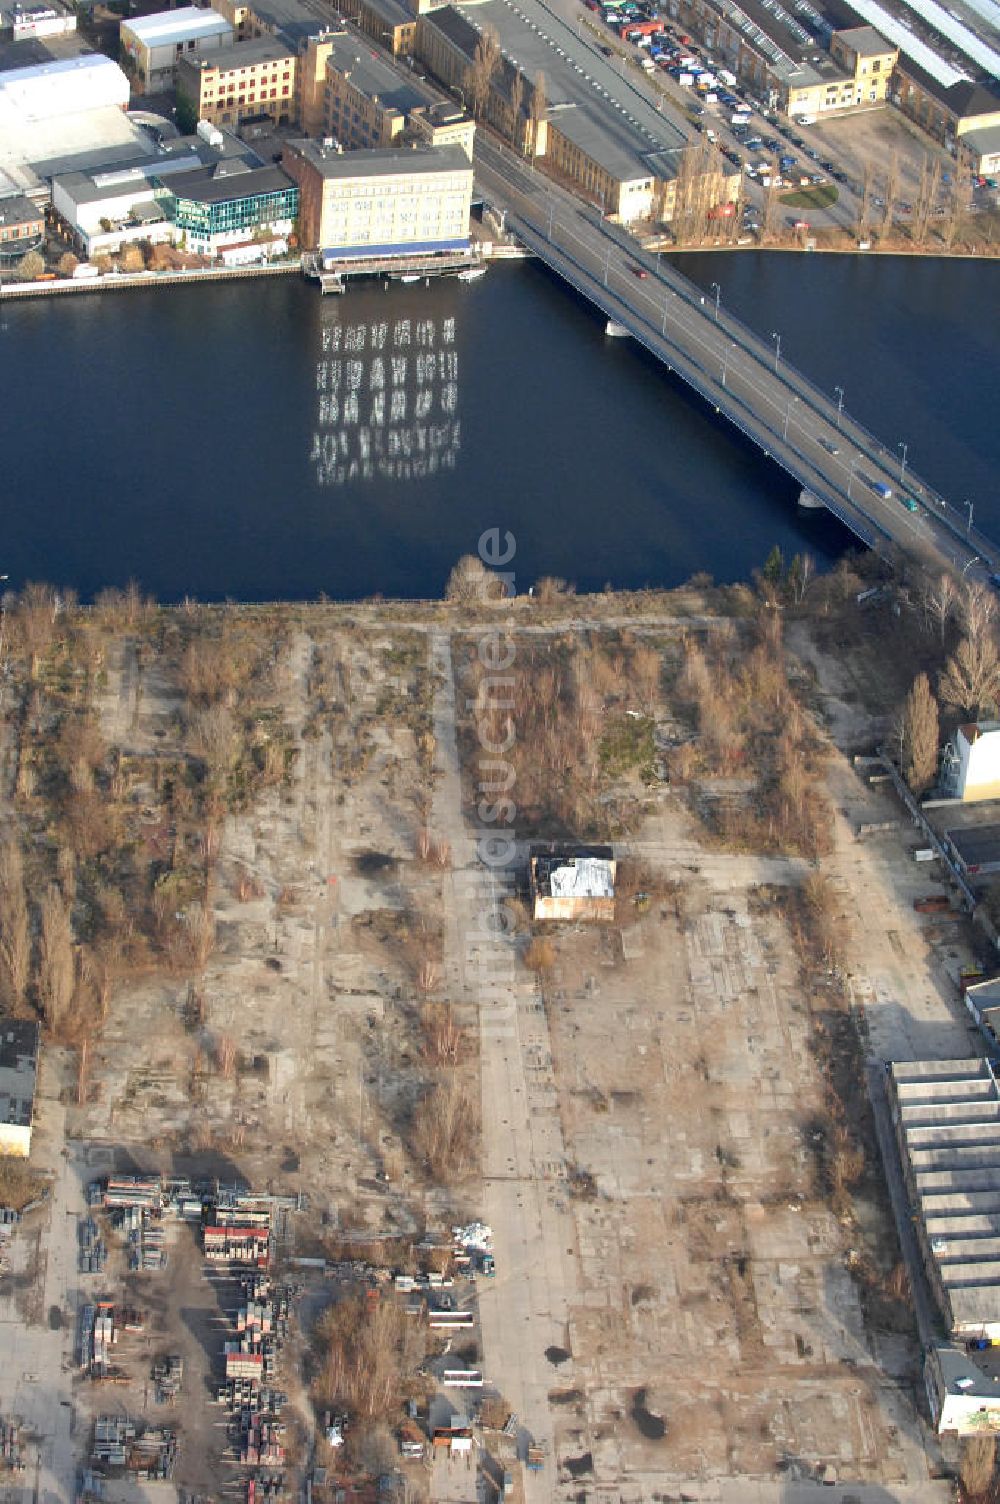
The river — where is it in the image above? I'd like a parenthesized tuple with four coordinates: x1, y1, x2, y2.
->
(2, 252, 996, 601)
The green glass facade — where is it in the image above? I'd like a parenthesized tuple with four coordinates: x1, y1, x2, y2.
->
(163, 183, 299, 236)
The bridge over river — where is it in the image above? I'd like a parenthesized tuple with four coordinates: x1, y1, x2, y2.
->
(475, 136, 994, 584)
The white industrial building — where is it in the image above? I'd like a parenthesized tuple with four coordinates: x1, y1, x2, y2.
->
(0, 51, 139, 198)
(943, 721, 1000, 802)
(52, 160, 181, 256)
(529, 848, 617, 922)
(51, 129, 255, 255)
(889, 1058, 1000, 1342)
(0, 51, 129, 119)
(0, 1019, 39, 1159)
(120, 7, 233, 91)
(924, 1344, 1000, 1434)
(4, 1, 76, 40)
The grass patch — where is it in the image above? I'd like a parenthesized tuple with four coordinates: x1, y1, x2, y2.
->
(780, 184, 839, 210)
(599, 714, 655, 778)
(0, 1159, 47, 1212)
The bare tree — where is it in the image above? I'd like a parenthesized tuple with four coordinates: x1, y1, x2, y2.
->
(37, 884, 75, 1034)
(445, 553, 504, 603)
(883, 149, 900, 229)
(941, 143, 974, 250)
(939, 635, 1000, 719)
(187, 704, 238, 784)
(801, 871, 847, 967)
(13, 582, 59, 679)
(787, 553, 814, 605)
(421, 1001, 464, 1065)
(961, 581, 997, 645)
(900, 672, 940, 794)
(509, 68, 524, 148)
(0, 840, 30, 1011)
(411, 1077, 476, 1176)
(913, 155, 941, 245)
(529, 70, 547, 156)
(857, 157, 876, 240)
(923, 572, 956, 643)
(958, 1434, 996, 1498)
(762, 158, 782, 241)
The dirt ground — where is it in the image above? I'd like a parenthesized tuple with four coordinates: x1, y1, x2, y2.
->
(0, 588, 985, 1504)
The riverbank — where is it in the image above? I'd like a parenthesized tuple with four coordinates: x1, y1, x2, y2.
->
(0, 259, 302, 299)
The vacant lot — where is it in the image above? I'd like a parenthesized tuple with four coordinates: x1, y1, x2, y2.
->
(0, 579, 978, 1501)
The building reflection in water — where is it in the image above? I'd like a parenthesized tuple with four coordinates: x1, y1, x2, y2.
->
(310, 306, 460, 487)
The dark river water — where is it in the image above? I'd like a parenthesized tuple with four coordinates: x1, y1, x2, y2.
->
(2, 252, 997, 602)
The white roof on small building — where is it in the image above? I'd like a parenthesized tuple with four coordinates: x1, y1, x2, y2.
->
(548, 858, 615, 900)
(122, 6, 232, 45)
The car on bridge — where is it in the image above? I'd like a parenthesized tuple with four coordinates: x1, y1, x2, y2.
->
(900, 496, 918, 513)
(818, 437, 839, 454)
(632, 265, 649, 277)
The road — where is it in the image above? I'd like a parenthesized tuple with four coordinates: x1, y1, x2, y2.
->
(429, 632, 578, 1502)
(475, 135, 995, 583)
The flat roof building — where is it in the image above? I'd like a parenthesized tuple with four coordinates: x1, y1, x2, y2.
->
(961, 122, 1000, 173)
(889, 1059, 1000, 1341)
(338, 0, 417, 56)
(210, 0, 328, 50)
(942, 721, 1000, 803)
(945, 823, 1000, 879)
(0, 190, 44, 258)
(416, 0, 737, 223)
(283, 138, 472, 260)
(0, 49, 142, 196)
(176, 36, 296, 131)
(0, 50, 128, 117)
(0, 1018, 39, 1158)
(159, 159, 297, 255)
(4, 0, 76, 41)
(321, 29, 439, 149)
(529, 847, 617, 922)
(924, 1344, 1000, 1434)
(121, 6, 234, 92)
(673, 0, 896, 116)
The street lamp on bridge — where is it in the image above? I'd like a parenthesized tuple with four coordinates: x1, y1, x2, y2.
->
(783, 394, 798, 442)
(847, 456, 860, 502)
(710, 281, 721, 321)
(898, 441, 908, 485)
(834, 385, 844, 429)
(771, 330, 781, 372)
(966, 499, 975, 538)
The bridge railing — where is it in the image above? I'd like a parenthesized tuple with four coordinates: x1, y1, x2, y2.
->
(486, 142, 996, 572)
(515, 214, 892, 552)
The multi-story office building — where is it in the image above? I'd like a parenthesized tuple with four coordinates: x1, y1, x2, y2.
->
(176, 37, 296, 129)
(320, 30, 438, 148)
(120, 6, 234, 91)
(0, 193, 44, 262)
(416, 0, 738, 225)
(672, 0, 896, 118)
(159, 161, 298, 256)
(337, 0, 417, 57)
(283, 138, 472, 258)
(406, 101, 475, 159)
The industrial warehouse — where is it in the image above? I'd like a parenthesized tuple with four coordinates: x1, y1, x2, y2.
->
(889, 1059, 1000, 1343)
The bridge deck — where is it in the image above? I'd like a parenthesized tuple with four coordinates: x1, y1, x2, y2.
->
(474, 138, 993, 584)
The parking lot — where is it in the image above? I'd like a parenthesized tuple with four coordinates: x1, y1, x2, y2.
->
(563, 0, 985, 242)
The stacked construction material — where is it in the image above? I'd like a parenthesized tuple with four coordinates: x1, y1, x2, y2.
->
(152, 1355, 183, 1404)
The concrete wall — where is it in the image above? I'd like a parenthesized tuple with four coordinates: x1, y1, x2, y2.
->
(0, 1123, 31, 1158)
(532, 895, 616, 923)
